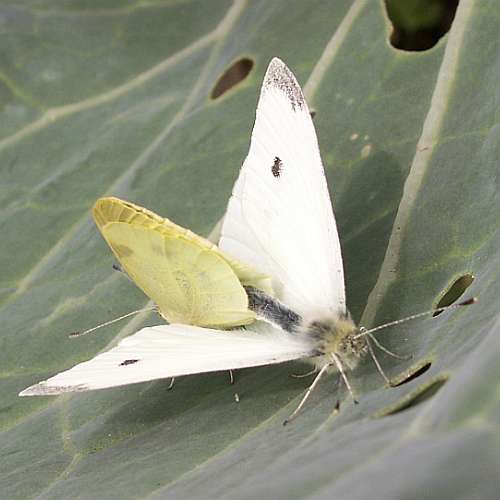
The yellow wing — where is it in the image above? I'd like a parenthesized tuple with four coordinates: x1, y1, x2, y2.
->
(93, 197, 272, 328)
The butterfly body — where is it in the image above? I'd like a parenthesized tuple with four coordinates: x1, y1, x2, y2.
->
(245, 286, 364, 373)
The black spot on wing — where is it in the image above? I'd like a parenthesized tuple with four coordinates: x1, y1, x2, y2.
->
(264, 58, 305, 111)
(272, 157, 283, 178)
(119, 359, 139, 366)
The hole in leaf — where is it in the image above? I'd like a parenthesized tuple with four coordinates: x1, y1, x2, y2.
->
(381, 377, 448, 416)
(392, 362, 432, 387)
(385, 0, 459, 51)
(433, 274, 474, 317)
(211, 58, 254, 99)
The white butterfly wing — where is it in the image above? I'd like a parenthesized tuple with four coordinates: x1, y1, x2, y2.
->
(19, 323, 313, 395)
(220, 58, 346, 319)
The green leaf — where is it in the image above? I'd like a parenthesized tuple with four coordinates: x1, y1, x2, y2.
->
(1, 1, 499, 499)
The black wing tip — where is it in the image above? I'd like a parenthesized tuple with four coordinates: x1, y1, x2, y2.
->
(267, 57, 286, 73)
(263, 57, 306, 111)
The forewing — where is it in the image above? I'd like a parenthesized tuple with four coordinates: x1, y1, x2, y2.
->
(220, 58, 346, 318)
(19, 323, 314, 395)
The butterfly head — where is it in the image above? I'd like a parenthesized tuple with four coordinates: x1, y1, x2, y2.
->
(305, 313, 367, 370)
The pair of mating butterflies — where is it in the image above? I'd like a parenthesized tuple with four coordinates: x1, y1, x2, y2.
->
(19, 59, 395, 408)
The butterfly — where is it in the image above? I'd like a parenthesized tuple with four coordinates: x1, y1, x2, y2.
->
(20, 58, 471, 422)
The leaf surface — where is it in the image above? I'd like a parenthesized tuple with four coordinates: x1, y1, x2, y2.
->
(1, 1, 499, 499)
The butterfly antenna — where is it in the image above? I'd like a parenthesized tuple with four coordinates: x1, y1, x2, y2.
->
(289, 367, 317, 379)
(69, 306, 157, 338)
(354, 297, 477, 339)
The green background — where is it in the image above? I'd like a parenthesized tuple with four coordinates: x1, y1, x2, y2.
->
(1, 1, 499, 498)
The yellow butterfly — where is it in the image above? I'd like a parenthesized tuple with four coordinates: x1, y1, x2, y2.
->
(92, 197, 273, 328)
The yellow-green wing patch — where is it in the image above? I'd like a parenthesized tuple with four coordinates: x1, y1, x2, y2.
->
(93, 197, 270, 327)
(94, 197, 272, 293)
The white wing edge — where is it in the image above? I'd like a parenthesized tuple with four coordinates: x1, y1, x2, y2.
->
(19, 323, 314, 396)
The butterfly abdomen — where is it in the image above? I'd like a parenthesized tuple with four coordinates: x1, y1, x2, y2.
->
(244, 286, 302, 333)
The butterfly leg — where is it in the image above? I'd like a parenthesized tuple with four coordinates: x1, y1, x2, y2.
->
(229, 370, 235, 385)
(283, 362, 330, 425)
(289, 367, 317, 379)
(364, 336, 397, 387)
(167, 378, 175, 391)
(333, 374, 343, 413)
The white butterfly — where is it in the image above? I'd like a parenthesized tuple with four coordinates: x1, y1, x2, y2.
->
(18, 59, 389, 419)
